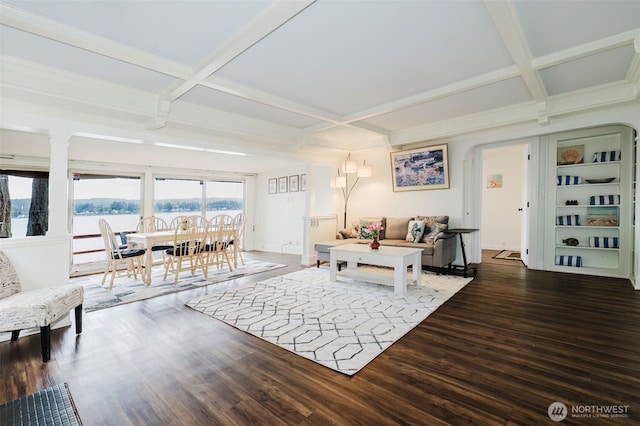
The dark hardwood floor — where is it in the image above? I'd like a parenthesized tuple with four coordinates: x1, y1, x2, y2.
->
(1, 251, 638, 425)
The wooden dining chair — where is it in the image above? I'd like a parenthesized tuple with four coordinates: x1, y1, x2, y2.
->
(137, 216, 169, 233)
(188, 215, 208, 233)
(231, 213, 246, 267)
(203, 215, 234, 272)
(136, 216, 172, 267)
(169, 215, 190, 230)
(163, 222, 207, 284)
(98, 219, 147, 290)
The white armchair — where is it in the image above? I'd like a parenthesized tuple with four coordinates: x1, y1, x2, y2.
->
(0, 250, 84, 362)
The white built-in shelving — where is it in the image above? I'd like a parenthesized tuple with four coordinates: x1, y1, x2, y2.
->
(545, 126, 633, 278)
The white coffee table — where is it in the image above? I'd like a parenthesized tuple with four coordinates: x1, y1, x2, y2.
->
(329, 243, 423, 296)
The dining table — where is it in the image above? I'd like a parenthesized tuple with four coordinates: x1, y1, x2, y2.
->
(127, 230, 175, 285)
(127, 228, 238, 285)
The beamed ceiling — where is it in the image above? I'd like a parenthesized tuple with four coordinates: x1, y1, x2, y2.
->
(1, 0, 639, 172)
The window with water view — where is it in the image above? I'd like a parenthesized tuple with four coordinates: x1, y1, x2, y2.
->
(72, 175, 243, 264)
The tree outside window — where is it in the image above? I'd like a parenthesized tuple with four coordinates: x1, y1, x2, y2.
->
(0, 171, 49, 238)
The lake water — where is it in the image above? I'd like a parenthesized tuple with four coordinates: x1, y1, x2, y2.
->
(9, 210, 242, 263)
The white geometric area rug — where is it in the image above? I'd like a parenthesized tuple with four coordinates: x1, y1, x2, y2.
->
(186, 267, 473, 375)
(74, 260, 286, 312)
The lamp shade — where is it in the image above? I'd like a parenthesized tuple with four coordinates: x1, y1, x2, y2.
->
(357, 163, 373, 177)
(330, 176, 347, 188)
(342, 159, 358, 174)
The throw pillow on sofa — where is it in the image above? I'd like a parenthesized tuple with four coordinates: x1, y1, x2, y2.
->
(385, 217, 413, 240)
(338, 225, 359, 239)
(421, 222, 448, 243)
(406, 220, 426, 243)
(358, 217, 386, 239)
(417, 215, 449, 227)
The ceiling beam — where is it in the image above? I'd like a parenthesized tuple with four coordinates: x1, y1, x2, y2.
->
(341, 66, 521, 124)
(532, 28, 640, 70)
(627, 55, 640, 85)
(0, 4, 191, 79)
(161, 1, 316, 103)
(297, 66, 522, 138)
(389, 80, 638, 146)
(201, 75, 342, 124)
(483, 0, 547, 101)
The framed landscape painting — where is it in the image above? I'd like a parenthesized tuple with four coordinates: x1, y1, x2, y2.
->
(390, 144, 449, 191)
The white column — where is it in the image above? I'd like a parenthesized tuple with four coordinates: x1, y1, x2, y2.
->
(143, 170, 154, 217)
(47, 132, 71, 237)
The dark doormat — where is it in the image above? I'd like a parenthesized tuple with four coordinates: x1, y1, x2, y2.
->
(0, 383, 82, 426)
(493, 250, 522, 260)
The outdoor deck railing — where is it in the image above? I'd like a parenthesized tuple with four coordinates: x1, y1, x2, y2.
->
(72, 230, 134, 256)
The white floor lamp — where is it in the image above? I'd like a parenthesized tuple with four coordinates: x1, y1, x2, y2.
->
(331, 154, 373, 229)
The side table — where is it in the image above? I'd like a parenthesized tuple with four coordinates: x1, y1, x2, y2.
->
(446, 228, 479, 277)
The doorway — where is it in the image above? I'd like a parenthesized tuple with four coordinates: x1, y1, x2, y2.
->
(475, 141, 532, 267)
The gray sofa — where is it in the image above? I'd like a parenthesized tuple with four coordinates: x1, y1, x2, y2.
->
(314, 215, 457, 273)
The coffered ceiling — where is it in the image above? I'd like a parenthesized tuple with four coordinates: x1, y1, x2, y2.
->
(1, 0, 639, 171)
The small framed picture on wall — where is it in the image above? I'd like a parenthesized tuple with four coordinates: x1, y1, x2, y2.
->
(268, 178, 277, 194)
(289, 175, 299, 192)
(486, 174, 503, 188)
(300, 174, 307, 191)
(278, 176, 288, 193)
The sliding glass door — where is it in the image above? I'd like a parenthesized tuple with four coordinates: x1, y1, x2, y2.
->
(70, 175, 244, 266)
(154, 178, 243, 222)
(204, 180, 243, 221)
(72, 174, 141, 264)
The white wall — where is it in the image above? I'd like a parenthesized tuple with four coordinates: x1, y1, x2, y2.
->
(255, 166, 307, 255)
(344, 145, 466, 228)
(480, 144, 527, 251)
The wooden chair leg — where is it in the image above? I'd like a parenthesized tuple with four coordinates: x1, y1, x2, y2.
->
(40, 325, 51, 362)
(108, 266, 117, 290)
(163, 257, 169, 280)
(223, 251, 233, 272)
(127, 258, 137, 279)
(174, 259, 182, 284)
(75, 304, 83, 334)
(11, 330, 20, 341)
(101, 262, 110, 286)
(199, 255, 208, 278)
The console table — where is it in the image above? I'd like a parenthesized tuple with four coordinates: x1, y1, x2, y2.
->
(447, 228, 479, 277)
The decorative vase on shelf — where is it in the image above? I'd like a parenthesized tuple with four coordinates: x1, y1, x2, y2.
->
(370, 236, 380, 250)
